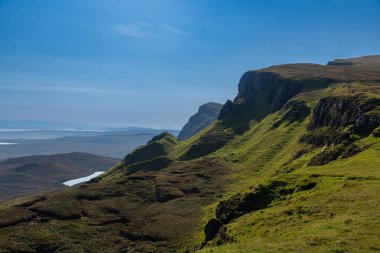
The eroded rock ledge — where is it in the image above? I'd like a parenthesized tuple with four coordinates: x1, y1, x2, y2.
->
(308, 96, 380, 134)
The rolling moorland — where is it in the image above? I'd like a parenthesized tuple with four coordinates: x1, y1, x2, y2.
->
(0, 152, 119, 202)
(0, 55, 379, 252)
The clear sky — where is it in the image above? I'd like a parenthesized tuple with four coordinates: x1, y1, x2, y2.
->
(1, 0, 379, 129)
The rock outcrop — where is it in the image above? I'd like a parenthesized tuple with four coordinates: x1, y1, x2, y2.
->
(219, 56, 380, 122)
(272, 100, 311, 128)
(308, 96, 380, 135)
(216, 186, 276, 224)
(236, 70, 311, 111)
(178, 102, 223, 140)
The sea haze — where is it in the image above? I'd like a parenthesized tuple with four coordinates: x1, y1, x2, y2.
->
(0, 128, 179, 160)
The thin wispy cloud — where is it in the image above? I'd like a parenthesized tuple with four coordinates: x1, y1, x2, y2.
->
(159, 22, 188, 35)
(112, 21, 188, 38)
(112, 22, 154, 38)
(0, 84, 151, 97)
(0, 85, 108, 93)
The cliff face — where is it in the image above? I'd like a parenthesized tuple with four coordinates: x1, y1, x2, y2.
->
(220, 56, 380, 121)
(308, 96, 380, 134)
(238, 71, 298, 111)
(236, 70, 329, 111)
(178, 102, 223, 140)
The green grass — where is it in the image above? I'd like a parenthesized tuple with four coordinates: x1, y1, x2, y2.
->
(183, 83, 380, 252)
(0, 59, 379, 253)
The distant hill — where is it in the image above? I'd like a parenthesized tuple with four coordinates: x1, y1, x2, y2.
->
(0, 128, 179, 140)
(0, 132, 165, 160)
(0, 152, 119, 202)
(178, 102, 223, 140)
(0, 119, 81, 130)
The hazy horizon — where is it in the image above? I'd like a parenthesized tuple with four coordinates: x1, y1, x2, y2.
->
(0, 118, 181, 130)
(1, 0, 380, 129)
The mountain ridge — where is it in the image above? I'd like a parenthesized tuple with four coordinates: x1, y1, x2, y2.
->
(0, 55, 379, 252)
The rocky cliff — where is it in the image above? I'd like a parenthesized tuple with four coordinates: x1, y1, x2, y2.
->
(178, 102, 223, 140)
(308, 95, 380, 134)
(221, 56, 380, 119)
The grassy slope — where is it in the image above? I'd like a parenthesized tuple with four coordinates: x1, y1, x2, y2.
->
(195, 84, 380, 252)
(0, 56, 379, 253)
(198, 147, 380, 252)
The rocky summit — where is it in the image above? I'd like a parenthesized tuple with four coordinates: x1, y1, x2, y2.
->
(0, 55, 379, 253)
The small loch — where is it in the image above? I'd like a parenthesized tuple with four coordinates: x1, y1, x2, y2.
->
(63, 171, 105, 186)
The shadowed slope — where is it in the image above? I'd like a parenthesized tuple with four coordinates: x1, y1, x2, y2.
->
(178, 102, 223, 140)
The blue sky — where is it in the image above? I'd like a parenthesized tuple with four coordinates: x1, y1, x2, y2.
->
(1, 0, 379, 129)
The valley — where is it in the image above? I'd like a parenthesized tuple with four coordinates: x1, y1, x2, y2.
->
(0, 152, 119, 202)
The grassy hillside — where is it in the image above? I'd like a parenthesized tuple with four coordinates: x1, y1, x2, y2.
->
(0, 56, 379, 253)
(196, 83, 380, 252)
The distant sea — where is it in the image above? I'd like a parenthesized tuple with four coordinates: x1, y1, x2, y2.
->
(0, 128, 109, 132)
